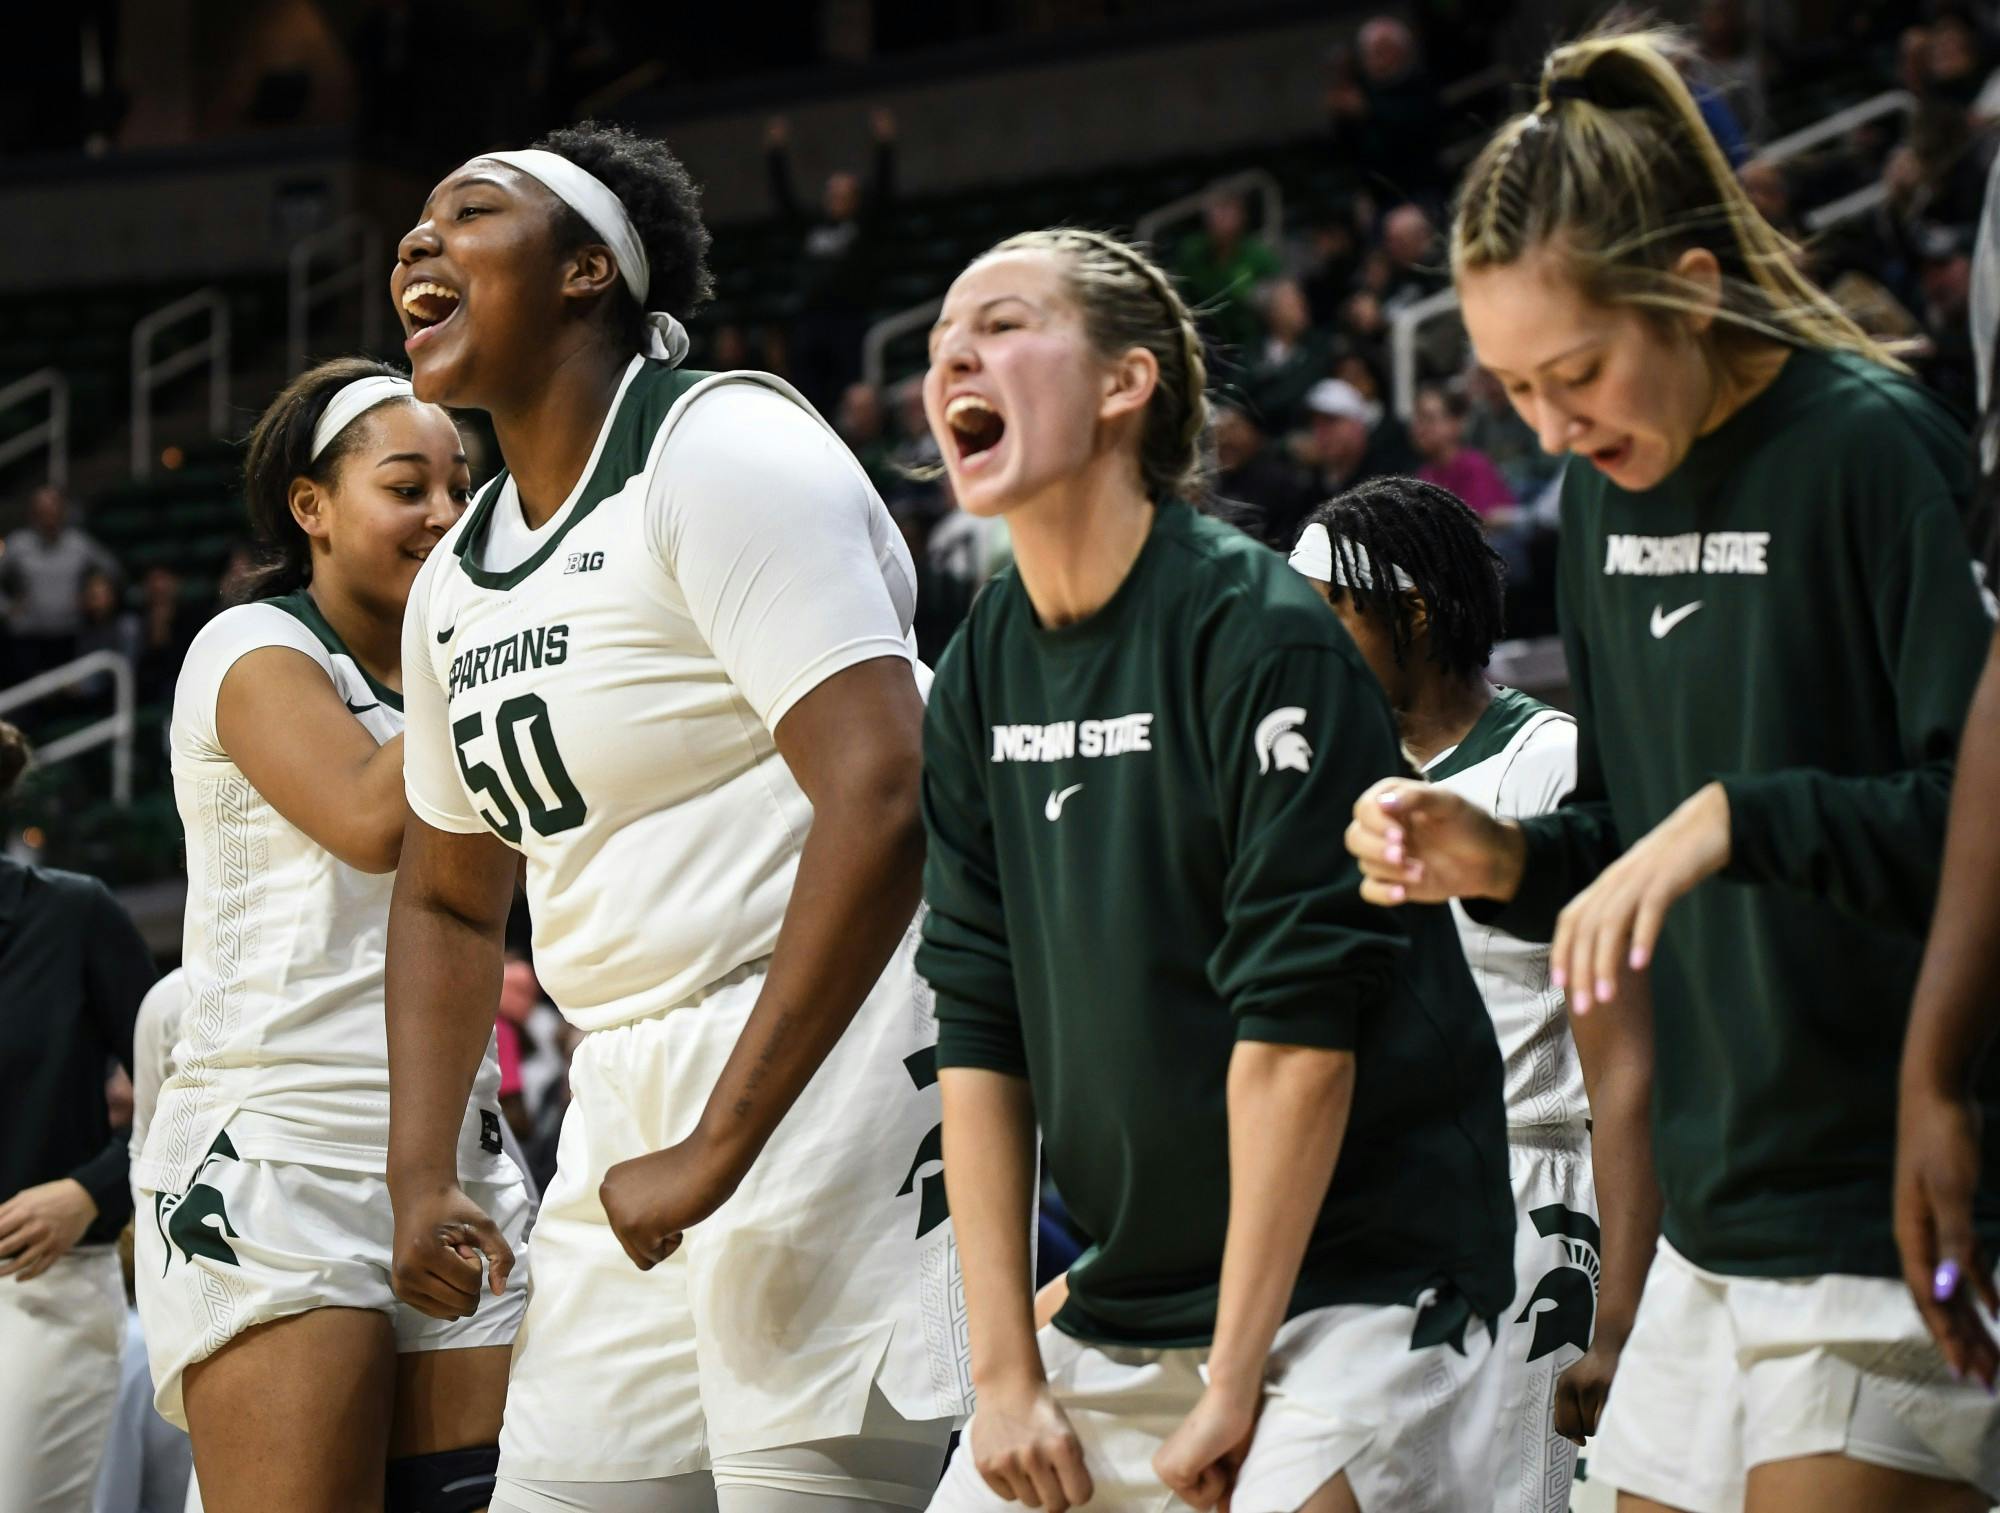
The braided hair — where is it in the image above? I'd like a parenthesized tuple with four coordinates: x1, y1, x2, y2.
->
(983, 227, 1211, 502)
(1300, 476, 1505, 679)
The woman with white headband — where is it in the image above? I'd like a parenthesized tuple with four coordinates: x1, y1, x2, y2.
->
(382, 124, 966, 1513)
(133, 356, 533, 1513)
(1288, 477, 1658, 1513)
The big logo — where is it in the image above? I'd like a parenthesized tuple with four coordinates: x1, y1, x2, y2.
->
(1516, 1203, 1600, 1361)
(154, 1130, 243, 1273)
(897, 1047, 950, 1239)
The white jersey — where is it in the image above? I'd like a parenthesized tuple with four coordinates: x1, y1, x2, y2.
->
(129, 967, 188, 1163)
(135, 596, 504, 1194)
(1424, 688, 1586, 1131)
(403, 359, 919, 1031)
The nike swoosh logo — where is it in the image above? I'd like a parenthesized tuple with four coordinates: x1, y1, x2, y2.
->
(435, 624, 457, 644)
(1044, 783, 1084, 821)
(1650, 601, 1704, 639)
(345, 698, 379, 716)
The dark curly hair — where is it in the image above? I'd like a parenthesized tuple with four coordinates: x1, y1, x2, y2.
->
(530, 121, 715, 351)
(1298, 475, 1506, 680)
(236, 356, 412, 602)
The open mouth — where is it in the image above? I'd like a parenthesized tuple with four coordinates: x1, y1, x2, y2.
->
(1586, 437, 1633, 474)
(401, 279, 463, 348)
(945, 394, 1006, 470)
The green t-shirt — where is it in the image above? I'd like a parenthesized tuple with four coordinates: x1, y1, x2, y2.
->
(917, 499, 1514, 1347)
(1484, 348, 2000, 1278)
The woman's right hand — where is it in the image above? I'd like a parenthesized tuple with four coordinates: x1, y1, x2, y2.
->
(1344, 777, 1525, 907)
(969, 1379, 1094, 1513)
(389, 1180, 513, 1321)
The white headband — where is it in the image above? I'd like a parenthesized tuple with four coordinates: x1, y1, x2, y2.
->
(480, 148, 690, 368)
(1288, 522, 1418, 592)
(310, 375, 415, 462)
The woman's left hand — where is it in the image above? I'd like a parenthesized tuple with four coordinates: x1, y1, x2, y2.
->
(1554, 782, 1732, 1013)
(0, 1178, 99, 1282)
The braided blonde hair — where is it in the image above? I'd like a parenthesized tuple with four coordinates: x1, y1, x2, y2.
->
(1452, 25, 1904, 370)
(983, 227, 1212, 502)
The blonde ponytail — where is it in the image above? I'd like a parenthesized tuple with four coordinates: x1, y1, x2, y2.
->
(1452, 24, 1906, 371)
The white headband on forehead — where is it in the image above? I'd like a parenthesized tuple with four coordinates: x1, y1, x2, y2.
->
(1288, 522, 1418, 592)
(480, 148, 690, 368)
(310, 375, 415, 462)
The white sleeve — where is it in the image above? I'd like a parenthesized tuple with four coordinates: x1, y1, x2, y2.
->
(129, 969, 188, 1162)
(1493, 713, 1578, 822)
(401, 554, 489, 836)
(647, 382, 916, 733)
(169, 604, 335, 777)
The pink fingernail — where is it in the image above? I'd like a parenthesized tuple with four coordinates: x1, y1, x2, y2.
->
(1385, 844, 1403, 865)
(1597, 979, 1614, 1003)
(1388, 885, 1406, 904)
(1551, 967, 1567, 990)
(1629, 946, 1649, 970)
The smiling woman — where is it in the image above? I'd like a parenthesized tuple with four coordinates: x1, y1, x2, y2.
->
(1342, 23, 2000, 1513)
(378, 120, 970, 1513)
(914, 228, 1516, 1513)
(129, 357, 535, 1513)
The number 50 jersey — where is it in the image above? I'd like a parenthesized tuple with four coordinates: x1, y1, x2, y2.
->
(403, 359, 920, 1031)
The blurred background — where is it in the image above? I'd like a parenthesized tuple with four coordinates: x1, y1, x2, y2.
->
(0, 0, 1975, 957)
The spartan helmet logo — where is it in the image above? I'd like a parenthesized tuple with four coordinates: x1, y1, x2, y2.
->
(1516, 1203, 1601, 1362)
(1254, 707, 1313, 774)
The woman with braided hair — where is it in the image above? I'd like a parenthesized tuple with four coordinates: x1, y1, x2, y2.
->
(1344, 25, 2000, 1513)
(915, 227, 1515, 1513)
(1290, 476, 1659, 1513)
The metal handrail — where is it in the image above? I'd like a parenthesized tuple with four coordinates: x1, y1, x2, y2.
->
(1134, 167, 1284, 251)
(858, 168, 1288, 392)
(861, 298, 943, 394)
(132, 287, 230, 478)
(1750, 89, 1914, 170)
(289, 216, 384, 374)
(0, 650, 134, 804)
(1389, 284, 1465, 422)
(0, 368, 69, 487)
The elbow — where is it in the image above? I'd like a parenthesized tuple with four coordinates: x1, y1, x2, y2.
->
(339, 817, 406, 875)
(825, 741, 926, 860)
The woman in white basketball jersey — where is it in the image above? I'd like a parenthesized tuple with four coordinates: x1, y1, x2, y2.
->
(1288, 476, 1660, 1513)
(382, 123, 966, 1513)
(133, 358, 532, 1513)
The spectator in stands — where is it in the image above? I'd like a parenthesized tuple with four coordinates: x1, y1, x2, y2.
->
(1333, 351, 1419, 476)
(1698, 0, 1769, 143)
(1740, 157, 1802, 243)
(133, 567, 200, 712)
(1918, 222, 1981, 414)
(1241, 278, 1333, 436)
(1, 486, 120, 686)
(766, 105, 898, 410)
(1380, 203, 1448, 320)
(835, 381, 898, 497)
(71, 569, 140, 712)
(1172, 190, 1282, 361)
(1462, 364, 1564, 504)
(1412, 381, 1515, 520)
(1327, 16, 1447, 199)
(1293, 210, 1365, 327)
(1300, 377, 1386, 496)
(1212, 402, 1318, 551)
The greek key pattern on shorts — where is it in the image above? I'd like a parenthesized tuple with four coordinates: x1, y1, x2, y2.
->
(919, 1232, 975, 1417)
(1412, 1344, 1453, 1506)
(155, 777, 268, 1184)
